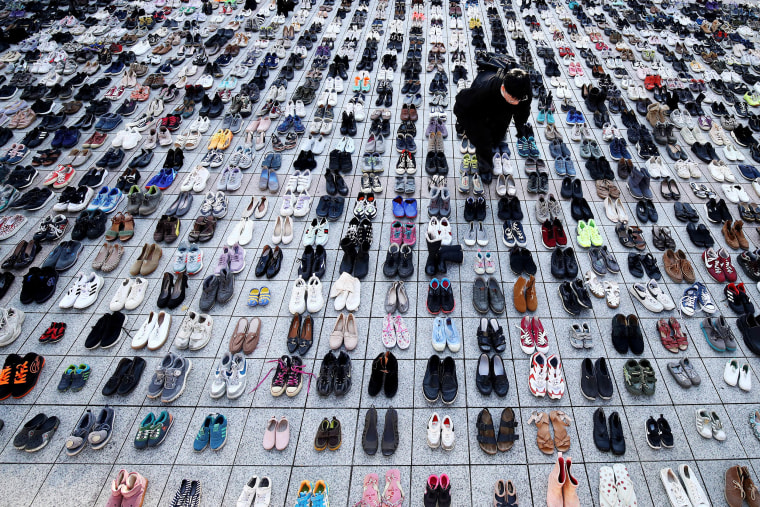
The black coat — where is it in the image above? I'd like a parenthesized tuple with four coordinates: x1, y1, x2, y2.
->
(453, 73, 531, 153)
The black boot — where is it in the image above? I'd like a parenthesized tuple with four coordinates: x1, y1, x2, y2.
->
(425, 235, 441, 276)
(353, 240, 370, 279)
(438, 245, 463, 273)
(339, 237, 356, 274)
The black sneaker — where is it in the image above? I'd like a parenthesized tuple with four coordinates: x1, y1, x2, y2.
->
(426, 279, 442, 314)
(0, 353, 21, 400)
(85, 313, 112, 349)
(100, 311, 126, 348)
(705, 198, 722, 223)
(88, 209, 108, 239)
(11, 352, 45, 399)
(7, 166, 38, 189)
(558, 281, 582, 315)
(11, 187, 54, 211)
(35, 266, 59, 304)
(71, 211, 91, 241)
(24, 415, 59, 452)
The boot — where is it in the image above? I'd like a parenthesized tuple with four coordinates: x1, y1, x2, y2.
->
(513, 276, 527, 313)
(439, 245, 463, 265)
(646, 103, 660, 127)
(526, 275, 538, 311)
(563, 456, 580, 507)
(546, 452, 566, 507)
(353, 240, 370, 279)
(339, 237, 356, 274)
(426, 233, 441, 276)
(665, 91, 679, 112)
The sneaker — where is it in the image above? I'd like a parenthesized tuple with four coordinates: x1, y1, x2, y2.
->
(161, 354, 191, 403)
(210, 352, 232, 399)
(545, 355, 565, 399)
(226, 353, 247, 399)
(209, 413, 228, 450)
(193, 413, 214, 451)
(529, 352, 547, 397)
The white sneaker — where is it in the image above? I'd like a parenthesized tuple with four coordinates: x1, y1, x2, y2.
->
(306, 274, 324, 313)
(132, 311, 157, 349)
(109, 278, 133, 311)
(427, 412, 441, 448)
(529, 352, 547, 397)
(124, 277, 148, 310)
(739, 363, 752, 392)
(0, 307, 24, 346)
(189, 313, 213, 350)
(210, 352, 231, 399)
(646, 279, 675, 310)
(148, 311, 171, 350)
(73, 272, 104, 309)
(226, 353, 247, 399)
(612, 464, 637, 507)
(289, 277, 307, 314)
(629, 282, 664, 312)
(440, 414, 455, 450)
(176, 311, 199, 349)
(546, 354, 565, 399)
(677, 464, 709, 507)
(59, 271, 86, 309)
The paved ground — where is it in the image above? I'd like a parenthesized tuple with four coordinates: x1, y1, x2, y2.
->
(1, 0, 759, 506)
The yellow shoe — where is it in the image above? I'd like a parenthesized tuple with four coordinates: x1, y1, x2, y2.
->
(576, 220, 591, 248)
(745, 92, 760, 107)
(207, 130, 221, 150)
(587, 219, 603, 246)
(218, 129, 233, 150)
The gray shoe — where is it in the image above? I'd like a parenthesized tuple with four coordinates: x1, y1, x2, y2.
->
(472, 277, 489, 314)
(394, 176, 405, 194)
(147, 353, 176, 399)
(138, 185, 162, 216)
(87, 405, 115, 449)
(161, 355, 192, 403)
(668, 361, 692, 387)
(217, 167, 231, 190)
(527, 172, 539, 193)
(126, 185, 143, 215)
(535, 195, 550, 222)
(227, 167, 242, 191)
(428, 187, 440, 216)
(199, 275, 219, 311)
(405, 176, 415, 195)
(701, 317, 726, 351)
(487, 277, 505, 314)
(55, 240, 84, 271)
(439, 187, 451, 217)
(166, 191, 193, 216)
(230, 114, 243, 133)
(680, 357, 701, 385)
(217, 267, 234, 304)
(538, 172, 549, 194)
(588, 247, 607, 275)
(569, 324, 585, 349)
(714, 315, 737, 350)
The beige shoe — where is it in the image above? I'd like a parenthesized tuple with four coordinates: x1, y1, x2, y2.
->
(92, 242, 111, 270)
(129, 243, 149, 276)
(329, 313, 345, 349)
(102, 244, 124, 272)
(344, 313, 358, 350)
(547, 452, 566, 507)
(563, 456, 580, 507)
(139, 244, 162, 276)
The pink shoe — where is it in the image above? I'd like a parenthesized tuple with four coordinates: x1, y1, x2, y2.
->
(547, 453, 566, 507)
(390, 221, 403, 245)
(262, 416, 277, 450)
(394, 315, 411, 349)
(356, 473, 380, 507)
(531, 317, 549, 354)
(563, 456, 580, 507)
(382, 469, 405, 507)
(403, 222, 416, 246)
(382, 313, 396, 348)
(120, 472, 148, 507)
(105, 469, 127, 507)
(275, 416, 290, 450)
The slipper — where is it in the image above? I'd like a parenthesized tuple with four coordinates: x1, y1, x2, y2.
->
(247, 288, 259, 306)
(259, 287, 270, 306)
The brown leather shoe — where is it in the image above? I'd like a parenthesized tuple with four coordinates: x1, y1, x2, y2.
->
(243, 317, 261, 355)
(663, 249, 682, 282)
(229, 317, 248, 354)
(734, 221, 750, 250)
(726, 466, 745, 507)
(526, 275, 538, 312)
(129, 243, 149, 276)
(513, 276, 527, 313)
(743, 466, 760, 507)
(723, 220, 740, 249)
(299, 315, 313, 355)
(676, 250, 696, 283)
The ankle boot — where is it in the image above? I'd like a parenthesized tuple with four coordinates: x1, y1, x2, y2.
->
(353, 240, 370, 279)
(513, 276, 527, 313)
(646, 103, 660, 127)
(546, 452, 566, 507)
(426, 234, 441, 276)
(562, 456, 580, 507)
(526, 274, 538, 311)
(339, 237, 356, 274)
(439, 245, 463, 265)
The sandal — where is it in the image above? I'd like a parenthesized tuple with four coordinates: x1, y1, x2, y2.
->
(549, 410, 572, 452)
(497, 407, 520, 452)
(476, 408, 498, 455)
(657, 318, 679, 353)
(668, 317, 688, 350)
(527, 410, 554, 455)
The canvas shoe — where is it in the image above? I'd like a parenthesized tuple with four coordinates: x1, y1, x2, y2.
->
(519, 316, 535, 354)
(132, 312, 157, 349)
(176, 311, 199, 349)
(148, 311, 171, 350)
(695, 282, 717, 313)
(0, 307, 24, 347)
(529, 352, 547, 397)
(125, 277, 148, 310)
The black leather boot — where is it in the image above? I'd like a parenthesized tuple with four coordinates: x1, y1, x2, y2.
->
(339, 237, 356, 274)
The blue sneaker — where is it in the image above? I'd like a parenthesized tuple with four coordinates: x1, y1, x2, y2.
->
(517, 136, 530, 157)
(432, 316, 446, 351)
(565, 157, 576, 176)
(186, 244, 203, 275)
(695, 282, 717, 313)
(99, 187, 123, 213)
(681, 285, 699, 316)
(295, 481, 312, 507)
(527, 136, 540, 157)
(502, 221, 516, 247)
(293, 116, 305, 134)
(546, 110, 555, 125)
(173, 243, 189, 273)
(193, 414, 214, 451)
(276, 115, 293, 134)
(609, 138, 622, 160)
(156, 168, 176, 190)
(87, 186, 110, 211)
(209, 413, 227, 450)
(311, 480, 329, 507)
(739, 164, 760, 180)
(512, 221, 527, 245)
(445, 316, 461, 352)
(145, 172, 163, 188)
(555, 157, 566, 176)
(537, 108, 546, 123)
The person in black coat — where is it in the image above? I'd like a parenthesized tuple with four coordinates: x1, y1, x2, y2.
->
(454, 68, 532, 183)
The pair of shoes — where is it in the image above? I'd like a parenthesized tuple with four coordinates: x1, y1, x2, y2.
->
(476, 407, 519, 454)
(529, 353, 565, 399)
(558, 279, 592, 315)
(361, 406, 398, 456)
(476, 354, 509, 396)
(424, 475, 452, 507)
(473, 276, 505, 313)
(0, 353, 45, 400)
(236, 477, 272, 507)
(65, 405, 116, 456)
(19, 266, 60, 304)
(381, 313, 411, 349)
(269, 355, 305, 397)
(295, 481, 329, 507)
(599, 465, 637, 507)
(59, 271, 104, 310)
(368, 352, 398, 398)
(57, 363, 89, 392)
(624, 359, 657, 395)
(314, 416, 342, 451)
(593, 408, 625, 454)
(426, 277, 455, 314)
(426, 412, 455, 450)
(431, 315, 460, 352)
(133, 411, 173, 449)
(316, 351, 351, 397)
(229, 316, 261, 354)
(723, 358, 752, 391)
(423, 354, 458, 403)
(84, 312, 127, 349)
(247, 287, 271, 307)
(286, 314, 313, 356)
(546, 452, 579, 507)
(262, 416, 289, 451)
(193, 413, 228, 451)
(146, 352, 192, 403)
(210, 352, 247, 399)
(169, 480, 202, 507)
(580, 357, 614, 400)
(102, 357, 146, 397)
(513, 275, 537, 313)
(355, 471, 404, 507)
(476, 318, 506, 353)
(12, 413, 59, 452)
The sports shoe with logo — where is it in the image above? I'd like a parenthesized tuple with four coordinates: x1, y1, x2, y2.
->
(546, 354, 565, 399)
(529, 352, 547, 397)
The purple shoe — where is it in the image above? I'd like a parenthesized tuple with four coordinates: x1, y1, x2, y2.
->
(228, 243, 246, 274)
